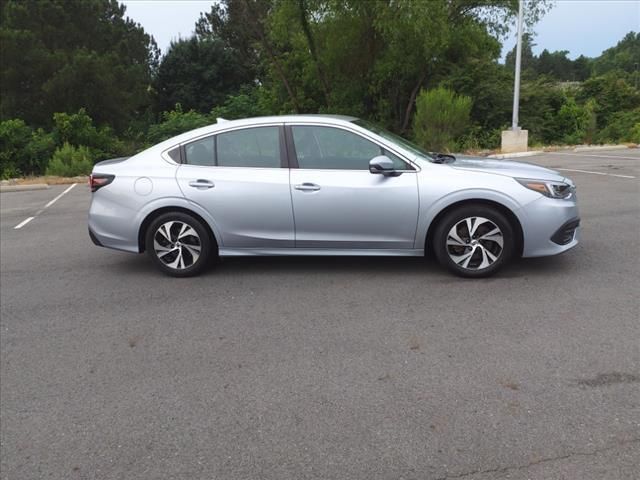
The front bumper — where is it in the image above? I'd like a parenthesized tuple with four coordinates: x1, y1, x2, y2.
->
(520, 195, 580, 258)
(551, 218, 580, 246)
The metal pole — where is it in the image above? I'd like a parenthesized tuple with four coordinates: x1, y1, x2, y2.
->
(512, 0, 524, 130)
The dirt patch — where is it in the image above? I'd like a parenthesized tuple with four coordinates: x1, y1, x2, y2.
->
(21, 176, 87, 185)
(577, 372, 640, 388)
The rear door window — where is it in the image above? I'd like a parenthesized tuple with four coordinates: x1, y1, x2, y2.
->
(184, 137, 215, 166)
(216, 126, 281, 168)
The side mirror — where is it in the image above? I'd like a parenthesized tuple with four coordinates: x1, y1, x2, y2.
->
(369, 155, 399, 176)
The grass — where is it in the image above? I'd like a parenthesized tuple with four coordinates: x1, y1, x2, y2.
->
(11, 175, 88, 185)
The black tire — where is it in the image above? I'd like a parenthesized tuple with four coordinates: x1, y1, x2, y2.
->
(145, 212, 213, 277)
(433, 205, 514, 278)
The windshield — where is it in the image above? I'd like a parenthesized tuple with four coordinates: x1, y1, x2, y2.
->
(352, 119, 434, 161)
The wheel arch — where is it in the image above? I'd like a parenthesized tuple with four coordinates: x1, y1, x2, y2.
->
(138, 206, 219, 254)
(424, 199, 524, 257)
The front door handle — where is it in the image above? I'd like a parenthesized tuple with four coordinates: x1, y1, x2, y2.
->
(188, 179, 215, 189)
(294, 183, 321, 192)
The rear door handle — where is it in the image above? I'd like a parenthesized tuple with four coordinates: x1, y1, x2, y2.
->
(294, 183, 321, 192)
(188, 179, 215, 189)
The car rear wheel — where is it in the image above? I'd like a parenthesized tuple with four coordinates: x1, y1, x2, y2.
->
(145, 212, 212, 277)
(433, 205, 514, 278)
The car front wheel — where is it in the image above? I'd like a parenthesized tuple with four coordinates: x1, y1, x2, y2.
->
(145, 212, 212, 277)
(433, 205, 514, 278)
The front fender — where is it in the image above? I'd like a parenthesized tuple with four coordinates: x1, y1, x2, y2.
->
(415, 188, 526, 250)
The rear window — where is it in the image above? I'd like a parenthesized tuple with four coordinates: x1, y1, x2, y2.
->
(167, 146, 181, 163)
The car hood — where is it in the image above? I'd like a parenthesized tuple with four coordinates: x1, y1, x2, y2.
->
(449, 157, 566, 182)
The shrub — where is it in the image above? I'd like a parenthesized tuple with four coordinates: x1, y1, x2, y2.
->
(0, 119, 55, 177)
(556, 96, 590, 144)
(413, 87, 472, 152)
(52, 109, 126, 160)
(26, 128, 56, 173)
(146, 104, 211, 144)
(457, 126, 504, 150)
(0, 119, 31, 178)
(629, 122, 640, 144)
(518, 79, 565, 144)
(46, 143, 93, 176)
(596, 108, 640, 143)
(210, 88, 272, 120)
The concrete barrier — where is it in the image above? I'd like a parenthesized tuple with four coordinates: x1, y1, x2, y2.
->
(573, 145, 631, 152)
(487, 151, 543, 159)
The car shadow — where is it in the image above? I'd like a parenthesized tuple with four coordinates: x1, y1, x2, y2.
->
(501, 255, 576, 277)
(106, 252, 574, 280)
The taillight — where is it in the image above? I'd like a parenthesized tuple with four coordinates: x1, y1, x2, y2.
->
(89, 174, 115, 192)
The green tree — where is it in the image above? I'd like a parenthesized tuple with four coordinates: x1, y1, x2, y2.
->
(154, 36, 256, 114)
(0, 119, 55, 177)
(210, 88, 272, 120)
(505, 32, 537, 76)
(556, 95, 589, 144)
(578, 73, 640, 129)
(194, 0, 551, 134)
(46, 143, 93, 176)
(536, 49, 575, 81)
(593, 31, 639, 76)
(146, 105, 212, 144)
(197, 0, 302, 112)
(413, 87, 472, 152)
(52, 109, 124, 159)
(572, 55, 592, 82)
(518, 78, 566, 144)
(0, 0, 159, 131)
(596, 108, 640, 143)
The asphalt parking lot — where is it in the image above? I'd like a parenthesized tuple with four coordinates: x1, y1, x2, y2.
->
(1, 149, 638, 479)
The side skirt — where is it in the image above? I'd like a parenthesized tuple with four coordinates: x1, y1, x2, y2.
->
(219, 248, 425, 257)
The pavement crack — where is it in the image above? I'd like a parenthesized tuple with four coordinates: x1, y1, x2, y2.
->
(435, 438, 640, 480)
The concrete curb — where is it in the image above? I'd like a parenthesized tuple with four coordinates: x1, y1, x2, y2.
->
(572, 145, 630, 152)
(0, 184, 50, 193)
(486, 151, 543, 159)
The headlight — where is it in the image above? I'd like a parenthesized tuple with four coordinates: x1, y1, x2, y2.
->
(516, 178, 574, 199)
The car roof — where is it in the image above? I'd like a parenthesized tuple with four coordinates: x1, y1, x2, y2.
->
(153, 114, 360, 151)
(221, 114, 358, 125)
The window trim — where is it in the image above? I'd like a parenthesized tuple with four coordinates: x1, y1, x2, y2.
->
(284, 123, 418, 172)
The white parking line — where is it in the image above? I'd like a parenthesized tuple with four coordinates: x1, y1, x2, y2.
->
(552, 152, 640, 161)
(14, 217, 35, 230)
(556, 168, 636, 179)
(45, 183, 77, 208)
(13, 183, 78, 229)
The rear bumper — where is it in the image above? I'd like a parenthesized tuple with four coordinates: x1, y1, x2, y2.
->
(520, 196, 580, 258)
(88, 227, 103, 247)
(88, 193, 141, 253)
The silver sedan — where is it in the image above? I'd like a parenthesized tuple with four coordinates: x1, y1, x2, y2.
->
(88, 115, 580, 277)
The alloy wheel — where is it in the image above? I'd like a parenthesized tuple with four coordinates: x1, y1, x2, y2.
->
(446, 216, 504, 270)
(153, 221, 202, 270)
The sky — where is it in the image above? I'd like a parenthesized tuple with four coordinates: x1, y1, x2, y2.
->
(121, 0, 640, 60)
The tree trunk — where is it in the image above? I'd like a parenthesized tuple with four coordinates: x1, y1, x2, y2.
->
(298, 0, 331, 107)
(242, 0, 302, 113)
(262, 40, 302, 113)
(401, 71, 427, 133)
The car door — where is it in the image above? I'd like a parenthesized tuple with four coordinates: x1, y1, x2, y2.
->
(287, 124, 419, 249)
(175, 125, 295, 248)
